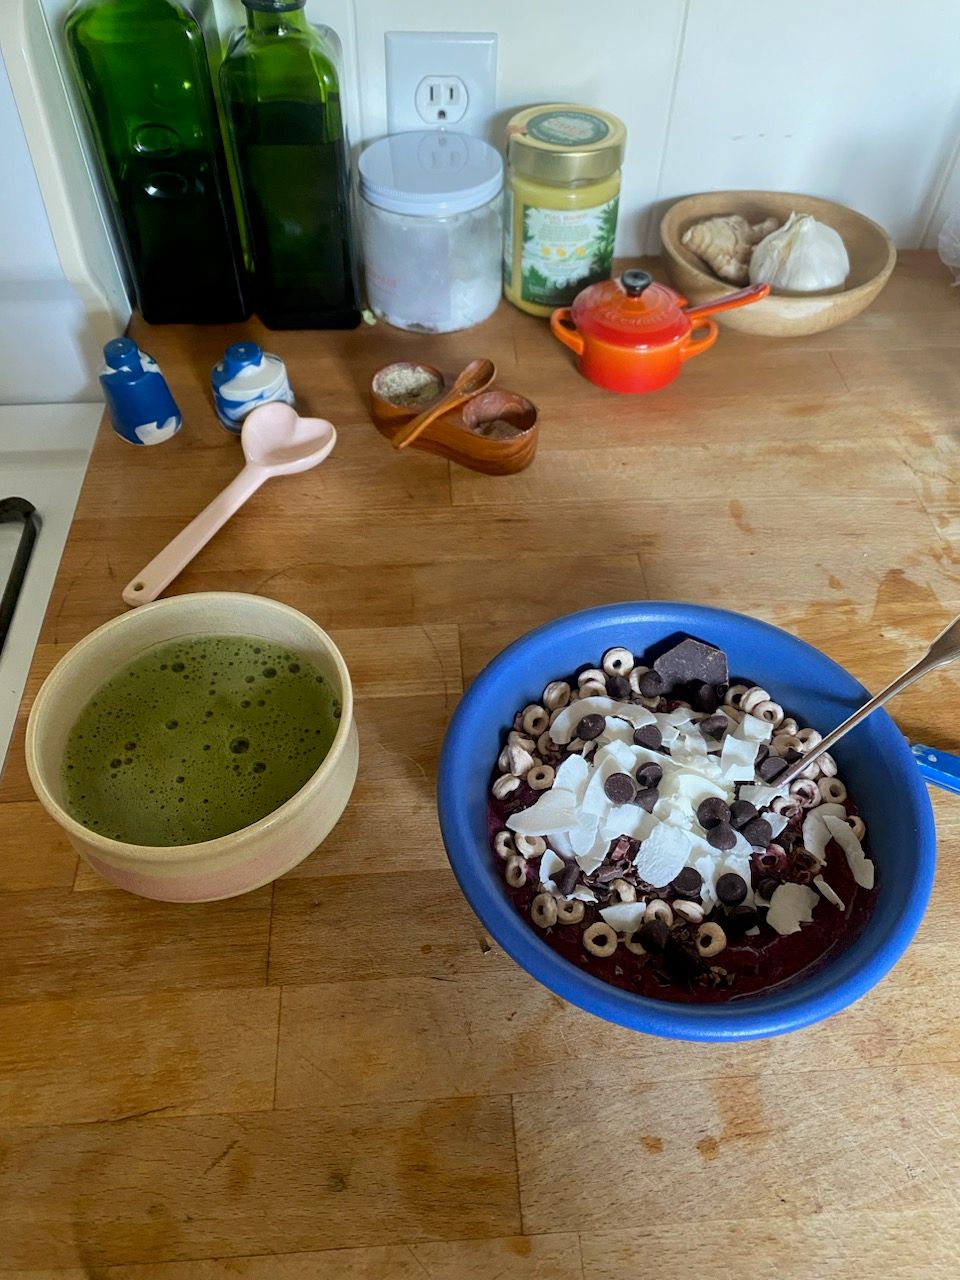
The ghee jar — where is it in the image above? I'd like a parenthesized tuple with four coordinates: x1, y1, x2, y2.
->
(503, 104, 626, 317)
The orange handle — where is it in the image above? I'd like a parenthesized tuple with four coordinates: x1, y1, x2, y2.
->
(679, 318, 719, 362)
(683, 282, 770, 323)
(550, 308, 585, 357)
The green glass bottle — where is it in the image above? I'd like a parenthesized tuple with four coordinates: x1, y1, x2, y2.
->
(64, 0, 249, 323)
(219, 0, 361, 329)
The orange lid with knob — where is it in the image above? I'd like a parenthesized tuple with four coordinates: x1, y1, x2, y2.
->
(569, 269, 693, 348)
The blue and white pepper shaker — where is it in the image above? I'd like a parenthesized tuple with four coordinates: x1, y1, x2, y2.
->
(210, 341, 295, 434)
(99, 338, 182, 446)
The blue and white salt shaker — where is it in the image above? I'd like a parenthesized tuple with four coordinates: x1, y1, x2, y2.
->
(99, 338, 182, 446)
(210, 341, 295, 434)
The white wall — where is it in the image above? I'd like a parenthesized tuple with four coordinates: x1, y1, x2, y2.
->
(12, 0, 960, 388)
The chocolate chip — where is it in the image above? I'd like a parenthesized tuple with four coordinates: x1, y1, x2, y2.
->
(635, 761, 663, 789)
(707, 822, 737, 852)
(576, 714, 605, 741)
(636, 787, 659, 813)
(755, 743, 770, 765)
(729, 799, 758, 829)
(637, 670, 665, 698)
(696, 797, 731, 830)
(783, 747, 803, 764)
(653, 638, 728, 692)
(639, 919, 669, 952)
(604, 772, 637, 804)
(672, 867, 703, 897)
(633, 724, 662, 750)
(716, 872, 748, 906)
(757, 876, 781, 901)
(758, 754, 789, 782)
(606, 674, 631, 700)
(698, 714, 728, 741)
(693, 682, 719, 713)
(724, 904, 759, 937)
(739, 816, 773, 848)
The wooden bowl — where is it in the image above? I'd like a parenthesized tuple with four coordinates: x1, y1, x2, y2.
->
(659, 191, 896, 337)
(370, 363, 540, 476)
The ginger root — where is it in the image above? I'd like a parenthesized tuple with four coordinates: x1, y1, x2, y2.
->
(681, 214, 780, 285)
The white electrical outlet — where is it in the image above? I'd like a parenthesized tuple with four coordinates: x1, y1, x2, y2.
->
(385, 31, 497, 137)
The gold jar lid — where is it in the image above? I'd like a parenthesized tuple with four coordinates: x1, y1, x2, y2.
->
(506, 104, 626, 184)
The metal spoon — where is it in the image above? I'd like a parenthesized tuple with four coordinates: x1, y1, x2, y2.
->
(392, 358, 495, 451)
(777, 612, 960, 787)
(122, 402, 336, 607)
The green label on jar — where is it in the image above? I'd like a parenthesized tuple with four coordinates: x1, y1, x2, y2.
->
(526, 109, 609, 146)
(518, 196, 619, 306)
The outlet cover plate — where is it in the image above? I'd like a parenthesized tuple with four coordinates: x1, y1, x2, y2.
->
(385, 31, 497, 137)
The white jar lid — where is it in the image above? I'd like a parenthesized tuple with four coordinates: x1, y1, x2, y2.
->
(359, 130, 503, 216)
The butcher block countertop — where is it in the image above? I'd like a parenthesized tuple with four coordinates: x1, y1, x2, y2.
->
(3, 252, 960, 1278)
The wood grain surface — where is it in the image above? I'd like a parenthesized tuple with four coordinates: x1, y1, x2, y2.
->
(2, 253, 960, 1277)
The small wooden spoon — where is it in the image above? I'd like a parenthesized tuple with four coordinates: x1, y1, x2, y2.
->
(392, 358, 495, 451)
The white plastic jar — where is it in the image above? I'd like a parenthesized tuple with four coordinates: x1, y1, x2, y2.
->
(358, 130, 503, 333)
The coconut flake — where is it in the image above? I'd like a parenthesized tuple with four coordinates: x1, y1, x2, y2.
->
(767, 882, 819, 935)
(600, 902, 646, 934)
(549, 697, 655, 745)
(506, 788, 579, 835)
(739, 783, 787, 808)
(633, 822, 694, 888)
(720, 733, 760, 781)
(823, 815, 875, 889)
(801, 803, 847, 865)
(735, 712, 774, 743)
(814, 874, 846, 910)
(553, 753, 590, 798)
(766, 811, 789, 840)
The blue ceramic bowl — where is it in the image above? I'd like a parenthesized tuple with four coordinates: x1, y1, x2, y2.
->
(437, 602, 936, 1041)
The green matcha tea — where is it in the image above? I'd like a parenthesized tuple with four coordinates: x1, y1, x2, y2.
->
(63, 635, 341, 845)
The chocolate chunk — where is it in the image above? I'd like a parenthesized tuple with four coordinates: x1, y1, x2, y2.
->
(662, 936, 702, 982)
(633, 724, 662, 750)
(637, 670, 665, 698)
(698, 714, 728, 741)
(707, 822, 737, 852)
(604, 772, 637, 804)
(552, 862, 580, 897)
(716, 872, 748, 906)
(783, 747, 803, 764)
(672, 866, 703, 897)
(606, 674, 631, 700)
(758, 754, 789, 782)
(636, 787, 659, 813)
(724, 904, 759, 937)
(635, 761, 663, 789)
(653, 638, 728, 692)
(755, 743, 770, 765)
(757, 876, 781, 901)
(729, 799, 758, 829)
(739, 816, 773, 848)
(611, 835, 633, 861)
(693, 682, 720, 713)
(696, 797, 731, 830)
(576, 713, 606, 741)
(639, 919, 670, 952)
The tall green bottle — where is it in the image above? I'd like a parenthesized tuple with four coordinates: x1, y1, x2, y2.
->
(65, 0, 249, 323)
(219, 0, 361, 329)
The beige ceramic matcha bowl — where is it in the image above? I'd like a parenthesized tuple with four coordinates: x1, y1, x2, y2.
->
(25, 593, 359, 902)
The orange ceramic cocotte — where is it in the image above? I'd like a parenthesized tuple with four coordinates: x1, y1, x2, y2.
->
(550, 270, 769, 394)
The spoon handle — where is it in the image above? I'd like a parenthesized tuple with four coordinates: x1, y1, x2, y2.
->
(392, 387, 466, 451)
(778, 613, 960, 787)
(121, 463, 269, 608)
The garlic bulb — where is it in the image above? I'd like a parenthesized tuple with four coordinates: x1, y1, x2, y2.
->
(749, 212, 849, 292)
